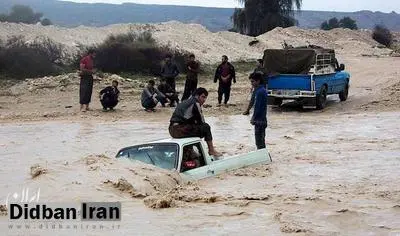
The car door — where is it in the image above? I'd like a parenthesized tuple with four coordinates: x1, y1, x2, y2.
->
(183, 148, 271, 181)
(333, 71, 348, 93)
(183, 165, 216, 180)
(180, 142, 217, 180)
(208, 148, 270, 176)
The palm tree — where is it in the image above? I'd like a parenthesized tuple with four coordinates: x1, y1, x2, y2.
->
(232, 0, 302, 36)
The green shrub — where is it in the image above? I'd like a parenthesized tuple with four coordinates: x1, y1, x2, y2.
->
(76, 31, 192, 76)
(372, 25, 393, 47)
(0, 35, 65, 79)
(0, 31, 198, 80)
(41, 18, 52, 26)
(0, 5, 43, 24)
(321, 17, 358, 30)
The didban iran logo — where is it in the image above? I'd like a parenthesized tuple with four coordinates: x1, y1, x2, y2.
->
(4, 187, 121, 221)
(8, 202, 121, 221)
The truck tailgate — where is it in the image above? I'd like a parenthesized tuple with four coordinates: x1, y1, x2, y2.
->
(268, 74, 311, 90)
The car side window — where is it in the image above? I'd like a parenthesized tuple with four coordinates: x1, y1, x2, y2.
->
(192, 145, 200, 157)
(192, 143, 206, 166)
(181, 143, 206, 172)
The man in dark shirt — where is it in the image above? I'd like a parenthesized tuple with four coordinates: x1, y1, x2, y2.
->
(161, 54, 180, 92)
(99, 80, 120, 111)
(182, 54, 200, 101)
(141, 80, 166, 112)
(214, 55, 236, 105)
(243, 59, 265, 115)
(250, 72, 268, 149)
(157, 78, 179, 107)
(243, 70, 268, 115)
(169, 87, 222, 157)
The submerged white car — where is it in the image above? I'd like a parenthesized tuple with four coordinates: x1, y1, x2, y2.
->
(115, 137, 272, 180)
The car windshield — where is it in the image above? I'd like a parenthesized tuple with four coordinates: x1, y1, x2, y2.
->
(116, 143, 179, 170)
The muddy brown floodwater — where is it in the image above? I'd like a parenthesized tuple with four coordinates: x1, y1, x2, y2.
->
(1, 111, 400, 236)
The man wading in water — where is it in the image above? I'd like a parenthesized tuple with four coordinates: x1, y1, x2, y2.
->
(79, 49, 96, 112)
(249, 72, 268, 149)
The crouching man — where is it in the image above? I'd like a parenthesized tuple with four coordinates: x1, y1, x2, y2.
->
(169, 88, 222, 157)
(99, 80, 120, 111)
(141, 79, 166, 112)
(157, 78, 179, 107)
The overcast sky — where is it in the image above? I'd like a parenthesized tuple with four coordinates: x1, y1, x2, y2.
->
(63, 0, 400, 13)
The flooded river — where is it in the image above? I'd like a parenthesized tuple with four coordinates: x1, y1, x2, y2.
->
(1, 112, 400, 235)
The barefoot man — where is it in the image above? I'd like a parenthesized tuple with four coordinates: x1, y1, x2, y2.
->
(169, 87, 222, 157)
(79, 49, 96, 112)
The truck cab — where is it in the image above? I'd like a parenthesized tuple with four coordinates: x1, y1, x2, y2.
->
(115, 137, 272, 181)
(264, 47, 350, 109)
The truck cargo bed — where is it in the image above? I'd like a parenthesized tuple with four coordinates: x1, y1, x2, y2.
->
(268, 74, 311, 90)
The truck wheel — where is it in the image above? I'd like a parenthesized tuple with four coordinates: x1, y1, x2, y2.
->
(273, 98, 283, 106)
(316, 86, 327, 110)
(339, 83, 349, 101)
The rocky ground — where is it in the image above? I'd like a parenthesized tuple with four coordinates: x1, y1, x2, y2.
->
(0, 54, 399, 123)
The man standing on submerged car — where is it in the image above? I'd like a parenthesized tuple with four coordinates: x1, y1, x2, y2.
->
(169, 87, 222, 157)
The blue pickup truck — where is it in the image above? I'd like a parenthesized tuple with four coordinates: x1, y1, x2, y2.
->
(264, 48, 350, 109)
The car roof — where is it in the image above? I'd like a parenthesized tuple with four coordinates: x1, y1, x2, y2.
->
(147, 137, 202, 145)
(116, 137, 203, 155)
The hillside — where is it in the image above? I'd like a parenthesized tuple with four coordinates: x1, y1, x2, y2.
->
(0, 0, 400, 32)
(295, 10, 400, 31)
(0, 21, 395, 65)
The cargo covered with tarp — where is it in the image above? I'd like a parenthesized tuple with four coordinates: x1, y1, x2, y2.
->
(262, 48, 336, 74)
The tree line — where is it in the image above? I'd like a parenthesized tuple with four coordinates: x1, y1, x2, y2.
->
(0, 5, 52, 26)
(230, 1, 394, 48)
(320, 17, 358, 30)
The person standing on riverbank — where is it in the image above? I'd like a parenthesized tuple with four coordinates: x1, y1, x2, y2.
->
(79, 49, 96, 112)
